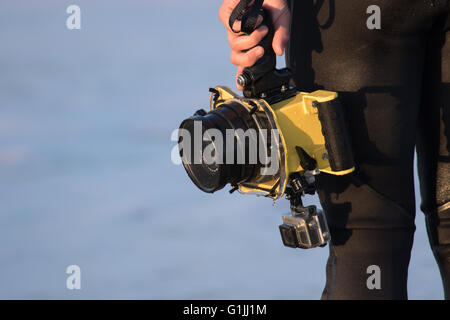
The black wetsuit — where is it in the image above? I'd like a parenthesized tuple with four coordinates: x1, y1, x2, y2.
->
(286, 0, 450, 299)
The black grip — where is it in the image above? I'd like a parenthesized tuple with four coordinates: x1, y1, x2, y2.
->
(229, 1, 276, 82)
(244, 9, 276, 76)
(229, 0, 264, 34)
(229, 0, 293, 99)
(315, 98, 355, 172)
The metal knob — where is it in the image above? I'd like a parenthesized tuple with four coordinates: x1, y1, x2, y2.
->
(237, 74, 249, 87)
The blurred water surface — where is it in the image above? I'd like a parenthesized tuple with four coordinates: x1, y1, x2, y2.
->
(0, 0, 443, 299)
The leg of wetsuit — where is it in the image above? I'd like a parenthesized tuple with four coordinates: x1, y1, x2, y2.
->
(286, 0, 450, 299)
(417, 11, 450, 299)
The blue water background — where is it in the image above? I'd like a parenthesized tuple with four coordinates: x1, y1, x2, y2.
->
(0, 0, 442, 299)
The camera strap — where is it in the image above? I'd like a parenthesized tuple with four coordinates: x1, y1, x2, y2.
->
(229, 0, 264, 34)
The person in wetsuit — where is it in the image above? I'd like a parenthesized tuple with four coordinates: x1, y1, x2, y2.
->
(218, 0, 450, 299)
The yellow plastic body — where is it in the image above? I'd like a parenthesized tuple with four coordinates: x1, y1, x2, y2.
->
(210, 87, 355, 199)
(270, 90, 354, 177)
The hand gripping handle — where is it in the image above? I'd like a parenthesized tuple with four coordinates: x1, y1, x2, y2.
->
(229, 0, 276, 90)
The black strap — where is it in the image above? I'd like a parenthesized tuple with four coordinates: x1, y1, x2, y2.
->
(229, 0, 264, 34)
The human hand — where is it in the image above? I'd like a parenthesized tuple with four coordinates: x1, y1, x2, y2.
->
(218, 0, 290, 90)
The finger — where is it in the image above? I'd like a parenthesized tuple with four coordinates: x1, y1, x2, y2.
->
(272, 23, 289, 56)
(227, 25, 268, 51)
(235, 66, 245, 91)
(230, 14, 264, 33)
(218, 0, 241, 28)
(272, 9, 290, 56)
(222, 11, 264, 34)
(230, 46, 265, 67)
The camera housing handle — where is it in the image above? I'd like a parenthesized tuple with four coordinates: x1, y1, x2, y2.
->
(229, 0, 294, 100)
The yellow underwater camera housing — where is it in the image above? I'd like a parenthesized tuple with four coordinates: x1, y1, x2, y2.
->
(205, 86, 355, 200)
(178, 0, 355, 249)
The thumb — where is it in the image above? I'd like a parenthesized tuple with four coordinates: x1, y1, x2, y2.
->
(270, 7, 290, 56)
